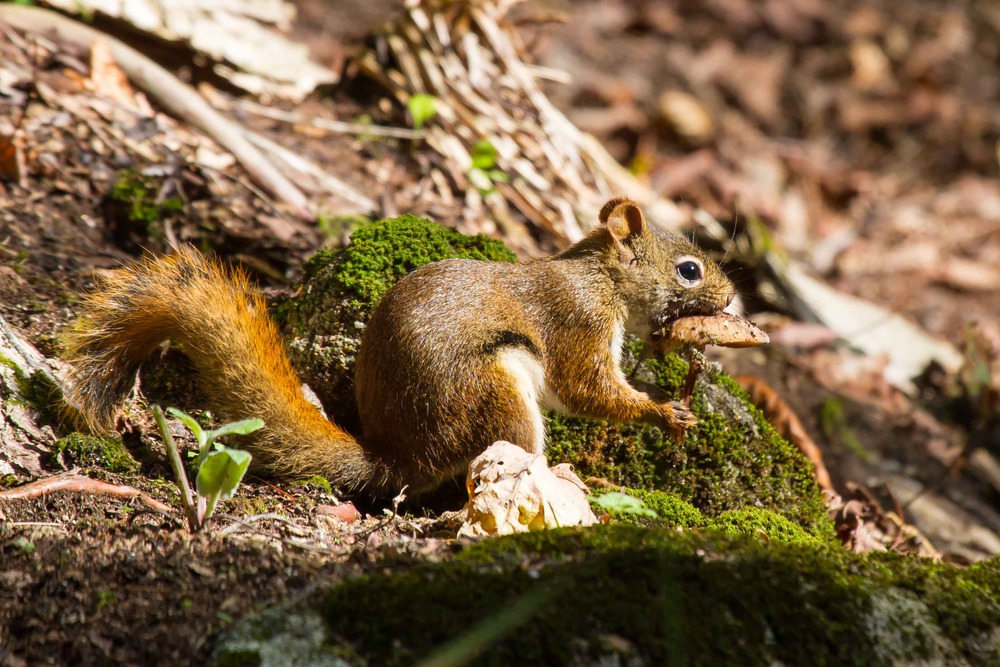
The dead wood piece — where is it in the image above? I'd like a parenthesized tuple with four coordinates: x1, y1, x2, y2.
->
(0, 314, 58, 478)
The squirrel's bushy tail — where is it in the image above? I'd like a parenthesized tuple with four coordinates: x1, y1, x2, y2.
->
(62, 247, 384, 489)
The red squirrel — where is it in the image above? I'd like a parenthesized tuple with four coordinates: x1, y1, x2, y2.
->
(63, 197, 735, 493)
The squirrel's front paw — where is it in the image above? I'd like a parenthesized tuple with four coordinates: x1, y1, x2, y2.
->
(658, 401, 697, 442)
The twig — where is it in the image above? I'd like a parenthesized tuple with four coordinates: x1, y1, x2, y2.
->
(235, 99, 422, 140)
(0, 473, 173, 514)
(0, 4, 314, 220)
(244, 131, 376, 211)
(218, 512, 311, 537)
(10, 521, 65, 528)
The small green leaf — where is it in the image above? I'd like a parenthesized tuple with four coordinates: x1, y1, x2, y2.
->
(205, 418, 264, 446)
(407, 94, 438, 131)
(589, 492, 658, 518)
(470, 139, 498, 170)
(196, 446, 253, 504)
(486, 168, 510, 184)
(166, 407, 207, 449)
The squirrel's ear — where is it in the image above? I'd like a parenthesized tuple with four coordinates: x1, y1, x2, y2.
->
(602, 197, 647, 245)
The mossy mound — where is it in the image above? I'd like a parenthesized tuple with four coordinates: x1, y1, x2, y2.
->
(213, 525, 1000, 666)
(50, 433, 140, 474)
(550, 354, 828, 533)
(277, 215, 515, 430)
(277, 215, 826, 531)
(592, 491, 820, 547)
(704, 506, 817, 546)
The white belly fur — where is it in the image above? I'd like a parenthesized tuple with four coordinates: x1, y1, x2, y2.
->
(496, 348, 547, 454)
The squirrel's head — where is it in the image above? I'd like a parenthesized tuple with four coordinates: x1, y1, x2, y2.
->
(598, 197, 735, 336)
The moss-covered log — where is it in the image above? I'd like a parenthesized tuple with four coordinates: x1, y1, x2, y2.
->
(213, 525, 1000, 666)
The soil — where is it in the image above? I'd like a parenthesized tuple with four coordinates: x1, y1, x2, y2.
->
(1, 1, 999, 664)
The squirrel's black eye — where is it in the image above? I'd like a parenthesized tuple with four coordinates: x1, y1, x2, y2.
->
(676, 260, 703, 284)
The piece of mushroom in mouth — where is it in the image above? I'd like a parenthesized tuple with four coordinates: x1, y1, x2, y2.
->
(650, 312, 770, 355)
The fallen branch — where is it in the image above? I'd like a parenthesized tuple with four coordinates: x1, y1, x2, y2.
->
(0, 4, 314, 220)
(245, 131, 377, 211)
(0, 473, 174, 514)
(235, 99, 422, 140)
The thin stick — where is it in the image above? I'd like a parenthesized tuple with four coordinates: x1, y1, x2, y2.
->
(245, 131, 376, 210)
(235, 99, 422, 140)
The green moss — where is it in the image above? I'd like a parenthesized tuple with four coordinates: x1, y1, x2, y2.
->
(9, 249, 29, 274)
(211, 525, 998, 666)
(300, 214, 516, 309)
(591, 490, 816, 546)
(591, 488, 704, 528)
(704, 506, 817, 546)
(18, 369, 64, 426)
(292, 475, 333, 494)
(631, 489, 705, 528)
(229, 495, 271, 516)
(0, 353, 64, 427)
(51, 433, 140, 474)
(1, 474, 19, 488)
(546, 357, 829, 535)
(109, 169, 183, 227)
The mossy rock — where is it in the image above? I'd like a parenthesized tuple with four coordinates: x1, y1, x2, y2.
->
(277, 215, 825, 530)
(212, 525, 1000, 666)
(550, 355, 828, 533)
(277, 215, 516, 430)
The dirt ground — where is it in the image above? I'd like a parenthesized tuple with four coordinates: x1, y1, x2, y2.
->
(1, 1, 999, 664)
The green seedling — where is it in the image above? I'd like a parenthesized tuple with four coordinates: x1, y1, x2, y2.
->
(589, 491, 659, 518)
(407, 93, 439, 131)
(468, 138, 510, 194)
(152, 405, 261, 531)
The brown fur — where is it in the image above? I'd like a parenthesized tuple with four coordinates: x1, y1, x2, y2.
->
(63, 199, 734, 495)
(62, 248, 385, 489)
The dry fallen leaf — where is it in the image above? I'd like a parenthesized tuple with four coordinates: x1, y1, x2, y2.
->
(459, 441, 597, 537)
(657, 89, 715, 144)
(89, 39, 153, 116)
(0, 130, 27, 186)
